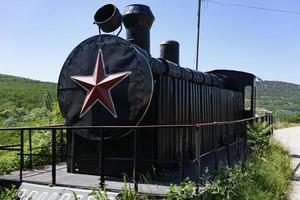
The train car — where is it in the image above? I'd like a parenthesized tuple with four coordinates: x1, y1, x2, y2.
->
(57, 4, 256, 176)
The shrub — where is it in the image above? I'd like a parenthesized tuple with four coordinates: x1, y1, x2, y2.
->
(247, 121, 272, 152)
(166, 178, 195, 200)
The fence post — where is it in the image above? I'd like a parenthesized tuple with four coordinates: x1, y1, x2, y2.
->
(180, 128, 185, 182)
(271, 114, 274, 134)
(244, 121, 249, 160)
(28, 129, 32, 170)
(51, 129, 56, 185)
(99, 129, 105, 189)
(133, 129, 139, 193)
(213, 125, 219, 170)
(237, 128, 241, 161)
(60, 129, 64, 161)
(20, 129, 24, 182)
(226, 124, 231, 166)
(194, 126, 200, 195)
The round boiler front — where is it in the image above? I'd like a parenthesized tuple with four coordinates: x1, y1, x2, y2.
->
(57, 35, 153, 140)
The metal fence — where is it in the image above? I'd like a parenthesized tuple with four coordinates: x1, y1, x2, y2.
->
(0, 113, 273, 193)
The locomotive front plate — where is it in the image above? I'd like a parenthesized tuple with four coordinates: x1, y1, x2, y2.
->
(58, 35, 153, 140)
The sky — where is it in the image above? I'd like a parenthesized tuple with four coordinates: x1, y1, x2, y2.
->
(0, 0, 299, 84)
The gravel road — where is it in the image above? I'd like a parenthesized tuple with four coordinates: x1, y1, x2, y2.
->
(274, 127, 300, 200)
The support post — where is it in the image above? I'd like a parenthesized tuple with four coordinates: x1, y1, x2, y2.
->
(226, 124, 231, 166)
(51, 129, 56, 185)
(20, 129, 24, 182)
(99, 129, 105, 189)
(133, 129, 139, 193)
(213, 125, 218, 170)
(29, 129, 32, 169)
(60, 129, 64, 161)
(180, 128, 185, 181)
(194, 127, 200, 195)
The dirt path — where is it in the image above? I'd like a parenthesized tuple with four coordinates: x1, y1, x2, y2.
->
(274, 127, 300, 200)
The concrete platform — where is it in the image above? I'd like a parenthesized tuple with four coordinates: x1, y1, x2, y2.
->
(0, 163, 169, 196)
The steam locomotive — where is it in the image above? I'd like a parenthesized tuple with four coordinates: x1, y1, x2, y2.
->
(57, 4, 255, 176)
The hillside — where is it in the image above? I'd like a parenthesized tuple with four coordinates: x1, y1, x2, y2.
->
(0, 74, 58, 127)
(0, 74, 56, 111)
(256, 81, 300, 113)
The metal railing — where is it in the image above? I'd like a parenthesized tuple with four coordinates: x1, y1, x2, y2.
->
(0, 113, 273, 193)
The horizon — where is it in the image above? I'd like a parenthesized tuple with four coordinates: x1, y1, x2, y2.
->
(1, 72, 299, 86)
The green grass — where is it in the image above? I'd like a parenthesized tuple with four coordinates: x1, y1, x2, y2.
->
(235, 140, 291, 200)
(0, 186, 18, 200)
(199, 121, 292, 200)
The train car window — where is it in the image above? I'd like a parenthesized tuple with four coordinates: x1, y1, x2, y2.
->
(244, 85, 252, 111)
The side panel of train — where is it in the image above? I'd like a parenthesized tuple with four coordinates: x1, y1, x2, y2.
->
(154, 75, 244, 161)
(66, 67, 256, 176)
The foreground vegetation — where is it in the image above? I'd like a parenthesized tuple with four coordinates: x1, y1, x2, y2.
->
(3, 121, 285, 200)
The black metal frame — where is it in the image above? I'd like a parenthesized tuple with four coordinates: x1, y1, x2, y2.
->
(0, 114, 273, 194)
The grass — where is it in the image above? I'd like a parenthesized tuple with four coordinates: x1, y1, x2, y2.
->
(198, 121, 292, 200)
(0, 186, 18, 200)
(235, 140, 291, 200)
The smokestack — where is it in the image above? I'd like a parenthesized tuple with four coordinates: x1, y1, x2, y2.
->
(160, 40, 180, 65)
(123, 4, 155, 53)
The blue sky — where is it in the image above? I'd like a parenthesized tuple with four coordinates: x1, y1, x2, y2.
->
(0, 0, 299, 84)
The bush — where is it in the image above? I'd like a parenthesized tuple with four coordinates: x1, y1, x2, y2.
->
(247, 121, 272, 152)
(166, 178, 195, 200)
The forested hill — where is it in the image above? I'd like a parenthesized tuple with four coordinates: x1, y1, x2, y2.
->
(256, 81, 300, 112)
(0, 74, 56, 111)
(0, 74, 58, 127)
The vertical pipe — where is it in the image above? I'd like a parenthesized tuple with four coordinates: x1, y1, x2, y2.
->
(51, 129, 56, 185)
(99, 129, 105, 189)
(133, 129, 138, 193)
(20, 129, 24, 182)
(28, 129, 32, 170)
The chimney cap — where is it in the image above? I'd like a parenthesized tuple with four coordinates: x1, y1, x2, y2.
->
(123, 4, 155, 28)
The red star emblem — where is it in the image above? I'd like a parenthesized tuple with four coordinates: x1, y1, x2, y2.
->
(71, 50, 131, 118)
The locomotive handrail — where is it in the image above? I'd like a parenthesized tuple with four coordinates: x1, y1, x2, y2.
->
(0, 115, 268, 131)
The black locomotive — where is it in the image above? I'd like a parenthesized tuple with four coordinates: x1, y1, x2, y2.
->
(57, 4, 255, 176)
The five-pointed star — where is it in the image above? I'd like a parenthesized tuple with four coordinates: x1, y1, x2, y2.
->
(71, 49, 131, 118)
